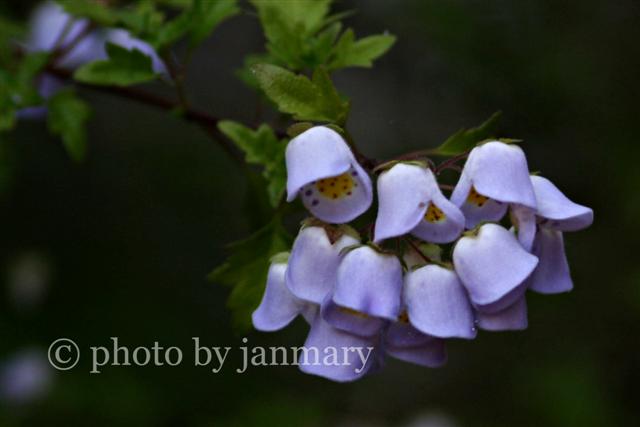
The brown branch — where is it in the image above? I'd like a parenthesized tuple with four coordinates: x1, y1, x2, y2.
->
(45, 64, 241, 162)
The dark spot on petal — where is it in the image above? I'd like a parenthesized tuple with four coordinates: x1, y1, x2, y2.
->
(305, 190, 312, 196)
(312, 199, 319, 206)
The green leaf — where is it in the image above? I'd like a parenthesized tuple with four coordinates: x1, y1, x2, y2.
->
(62, 0, 118, 25)
(431, 111, 503, 156)
(252, 63, 349, 124)
(328, 29, 396, 70)
(189, 0, 239, 46)
(218, 121, 287, 207)
(208, 218, 291, 331)
(47, 91, 91, 162)
(74, 43, 157, 86)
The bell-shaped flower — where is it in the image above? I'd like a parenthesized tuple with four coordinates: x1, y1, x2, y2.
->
(333, 245, 403, 321)
(520, 176, 593, 293)
(475, 296, 528, 331)
(252, 254, 312, 332)
(285, 127, 373, 223)
(451, 141, 536, 229)
(453, 223, 538, 313)
(403, 264, 476, 339)
(374, 163, 465, 243)
(299, 313, 380, 382)
(384, 313, 447, 368)
(321, 295, 386, 337)
(286, 224, 359, 304)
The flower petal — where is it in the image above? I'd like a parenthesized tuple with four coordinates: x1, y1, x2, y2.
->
(527, 228, 573, 294)
(301, 162, 373, 224)
(299, 314, 379, 382)
(333, 246, 403, 321)
(286, 226, 359, 304)
(385, 322, 447, 368)
(252, 262, 308, 331)
(467, 141, 537, 208)
(511, 205, 537, 251)
(453, 223, 538, 313)
(374, 164, 432, 242)
(286, 127, 353, 200)
(321, 295, 386, 337)
(411, 191, 466, 243)
(476, 296, 528, 331)
(451, 170, 507, 229)
(404, 264, 476, 339)
(531, 176, 593, 231)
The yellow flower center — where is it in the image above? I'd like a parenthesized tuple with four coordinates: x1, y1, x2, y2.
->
(424, 202, 446, 223)
(315, 172, 356, 200)
(339, 307, 369, 319)
(467, 186, 489, 207)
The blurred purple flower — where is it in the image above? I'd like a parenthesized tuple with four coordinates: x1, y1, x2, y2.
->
(0, 349, 52, 406)
(384, 315, 447, 368)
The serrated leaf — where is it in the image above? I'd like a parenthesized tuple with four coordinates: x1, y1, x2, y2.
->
(208, 218, 291, 331)
(252, 63, 349, 124)
(189, 0, 239, 46)
(47, 91, 91, 162)
(328, 29, 396, 70)
(218, 120, 287, 207)
(431, 111, 503, 156)
(74, 43, 157, 86)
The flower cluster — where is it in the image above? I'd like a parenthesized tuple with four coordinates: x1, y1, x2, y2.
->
(253, 126, 593, 382)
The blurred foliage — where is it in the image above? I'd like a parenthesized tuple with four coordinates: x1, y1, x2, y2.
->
(74, 43, 158, 86)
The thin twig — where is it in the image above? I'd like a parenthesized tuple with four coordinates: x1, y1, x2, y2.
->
(44, 64, 242, 163)
(404, 237, 432, 263)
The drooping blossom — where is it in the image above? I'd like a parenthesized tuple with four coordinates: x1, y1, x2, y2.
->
(285, 126, 373, 223)
(453, 223, 538, 313)
(285, 224, 359, 304)
(523, 176, 593, 293)
(450, 141, 537, 230)
(403, 264, 476, 339)
(375, 163, 464, 243)
(332, 245, 403, 321)
(252, 254, 314, 331)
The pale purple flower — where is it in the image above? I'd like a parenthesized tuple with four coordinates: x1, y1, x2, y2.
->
(451, 141, 536, 229)
(285, 225, 359, 304)
(299, 313, 380, 382)
(285, 127, 373, 223)
(403, 264, 476, 339)
(321, 295, 386, 337)
(475, 296, 528, 331)
(453, 223, 538, 313)
(252, 255, 313, 331)
(0, 349, 52, 405)
(333, 245, 403, 321)
(523, 176, 593, 294)
(374, 163, 465, 243)
(384, 315, 447, 368)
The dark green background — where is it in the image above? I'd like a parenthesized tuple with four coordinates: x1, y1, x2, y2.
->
(1, 0, 638, 425)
